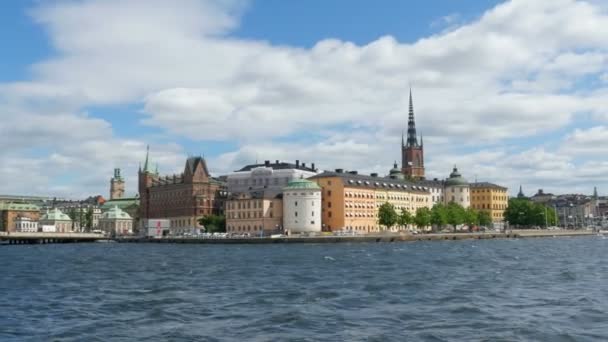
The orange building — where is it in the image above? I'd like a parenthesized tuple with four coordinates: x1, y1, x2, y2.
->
(309, 170, 432, 234)
(225, 191, 283, 235)
(470, 182, 509, 222)
(0, 202, 41, 233)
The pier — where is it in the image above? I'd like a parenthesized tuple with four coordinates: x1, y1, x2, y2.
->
(0, 232, 106, 244)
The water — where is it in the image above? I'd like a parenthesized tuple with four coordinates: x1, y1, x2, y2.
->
(1, 237, 607, 341)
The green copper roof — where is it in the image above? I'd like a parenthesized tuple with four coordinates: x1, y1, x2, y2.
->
(101, 198, 139, 210)
(284, 178, 321, 190)
(0, 202, 40, 211)
(41, 208, 72, 221)
(445, 167, 469, 187)
(101, 206, 132, 220)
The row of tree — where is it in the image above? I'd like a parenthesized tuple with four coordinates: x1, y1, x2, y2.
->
(378, 202, 493, 232)
(67, 207, 95, 232)
(503, 198, 558, 227)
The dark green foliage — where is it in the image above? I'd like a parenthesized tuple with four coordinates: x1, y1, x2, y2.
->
(378, 202, 398, 230)
(414, 207, 432, 230)
(198, 215, 226, 233)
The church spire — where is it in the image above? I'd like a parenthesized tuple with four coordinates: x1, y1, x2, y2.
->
(406, 88, 419, 147)
(143, 145, 150, 173)
(593, 186, 598, 200)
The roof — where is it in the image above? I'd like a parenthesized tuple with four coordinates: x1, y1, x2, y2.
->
(41, 208, 72, 221)
(101, 206, 132, 220)
(236, 161, 316, 173)
(185, 156, 209, 175)
(308, 171, 430, 193)
(470, 182, 507, 190)
(0, 202, 40, 211)
(445, 167, 469, 187)
(284, 179, 321, 190)
(101, 197, 140, 210)
(228, 190, 283, 200)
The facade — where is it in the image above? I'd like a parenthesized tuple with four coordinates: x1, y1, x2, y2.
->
(309, 169, 432, 233)
(99, 206, 133, 236)
(530, 189, 556, 203)
(39, 208, 73, 233)
(225, 191, 283, 235)
(443, 167, 470, 208)
(226, 160, 318, 194)
(401, 90, 425, 180)
(101, 197, 139, 226)
(282, 179, 322, 234)
(0, 202, 41, 233)
(138, 147, 227, 232)
(470, 182, 509, 222)
(110, 168, 125, 200)
(15, 216, 39, 232)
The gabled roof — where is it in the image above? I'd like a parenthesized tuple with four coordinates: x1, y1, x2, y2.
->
(0, 202, 40, 211)
(308, 171, 430, 193)
(185, 156, 209, 176)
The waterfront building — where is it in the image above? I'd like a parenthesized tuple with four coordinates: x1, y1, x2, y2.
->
(110, 168, 125, 200)
(282, 179, 322, 234)
(470, 182, 508, 222)
(101, 197, 139, 223)
(226, 160, 318, 194)
(0, 202, 41, 233)
(225, 191, 283, 235)
(309, 169, 432, 233)
(15, 216, 39, 232)
(401, 90, 425, 180)
(443, 167, 470, 208)
(530, 189, 556, 203)
(39, 208, 73, 233)
(138, 147, 227, 232)
(99, 206, 133, 236)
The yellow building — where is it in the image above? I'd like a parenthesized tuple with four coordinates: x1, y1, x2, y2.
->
(470, 182, 509, 222)
(225, 191, 283, 235)
(309, 170, 432, 234)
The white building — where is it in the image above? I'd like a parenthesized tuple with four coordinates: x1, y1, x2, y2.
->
(99, 206, 133, 236)
(444, 166, 470, 208)
(40, 208, 73, 233)
(282, 178, 322, 234)
(227, 160, 318, 194)
(15, 216, 38, 232)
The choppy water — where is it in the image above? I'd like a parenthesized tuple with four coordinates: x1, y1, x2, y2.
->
(1, 237, 607, 341)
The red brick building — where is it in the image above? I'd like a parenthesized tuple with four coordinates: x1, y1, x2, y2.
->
(138, 147, 227, 230)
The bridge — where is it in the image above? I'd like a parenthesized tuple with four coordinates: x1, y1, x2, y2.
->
(0, 232, 107, 244)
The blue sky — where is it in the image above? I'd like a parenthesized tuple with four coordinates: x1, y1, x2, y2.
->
(1, 0, 608, 198)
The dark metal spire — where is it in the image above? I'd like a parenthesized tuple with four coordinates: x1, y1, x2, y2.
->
(143, 145, 150, 173)
(406, 89, 419, 147)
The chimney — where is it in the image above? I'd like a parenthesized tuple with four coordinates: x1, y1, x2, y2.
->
(265, 160, 270, 167)
(296, 160, 300, 168)
(311, 163, 315, 171)
(335, 168, 344, 173)
(370, 173, 378, 177)
(275, 160, 279, 164)
(302, 162, 306, 168)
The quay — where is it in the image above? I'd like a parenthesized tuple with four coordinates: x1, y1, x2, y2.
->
(116, 229, 595, 245)
(0, 232, 106, 244)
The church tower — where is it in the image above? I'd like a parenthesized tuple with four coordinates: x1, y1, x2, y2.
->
(138, 145, 156, 221)
(110, 168, 125, 200)
(401, 89, 425, 180)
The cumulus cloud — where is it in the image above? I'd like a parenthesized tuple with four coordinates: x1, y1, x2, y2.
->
(1, 0, 608, 197)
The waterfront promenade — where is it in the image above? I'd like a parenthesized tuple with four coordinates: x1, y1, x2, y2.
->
(117, 229, 594, 245)
(0, 232, 106, 244)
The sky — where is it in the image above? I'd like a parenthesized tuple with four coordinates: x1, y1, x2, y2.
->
(1, 0, 608, 199)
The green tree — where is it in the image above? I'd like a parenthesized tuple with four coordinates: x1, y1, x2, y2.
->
(446, 202, 465, 232)
(199, 215, 226, 233)
(84, 207, 94, 232)
(397, 209, 413, 228)
(463, 207, 479, 230)
(378, 202, 398, 231)
(414, 207, 432, 231)
(430, 203, 448, 232)
(504, 198, 531, 227)
(478, 211, 493, 227)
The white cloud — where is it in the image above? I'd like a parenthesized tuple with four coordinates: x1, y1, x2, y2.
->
(1, 0, 608, 197)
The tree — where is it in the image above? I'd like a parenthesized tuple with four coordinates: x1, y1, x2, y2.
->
(414, 207, 432, 231)
(199, 215, 226, 233)
(84, 207, 94, 232)
(504, 198, 531, 227)
(431, 203, 448, 232)
(397, 209, 413, 229)
(378, 202, 398, 231)
(463, 207, 479, 230)
(478, 211, 492, 227)
(446, 202, 465, 232)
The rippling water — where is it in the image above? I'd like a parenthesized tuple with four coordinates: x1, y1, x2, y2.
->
(1, 237, 607, 341)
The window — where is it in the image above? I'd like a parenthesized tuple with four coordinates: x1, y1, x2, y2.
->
(328, 202, 332, 208)
(295, 212, 298, 217)
(295, 201, 298, 207)
(328, 211, 332, 218)
(312, 211, 314, 216)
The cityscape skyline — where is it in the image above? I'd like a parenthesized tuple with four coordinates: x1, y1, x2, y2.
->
(2, 0, 608, 198)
